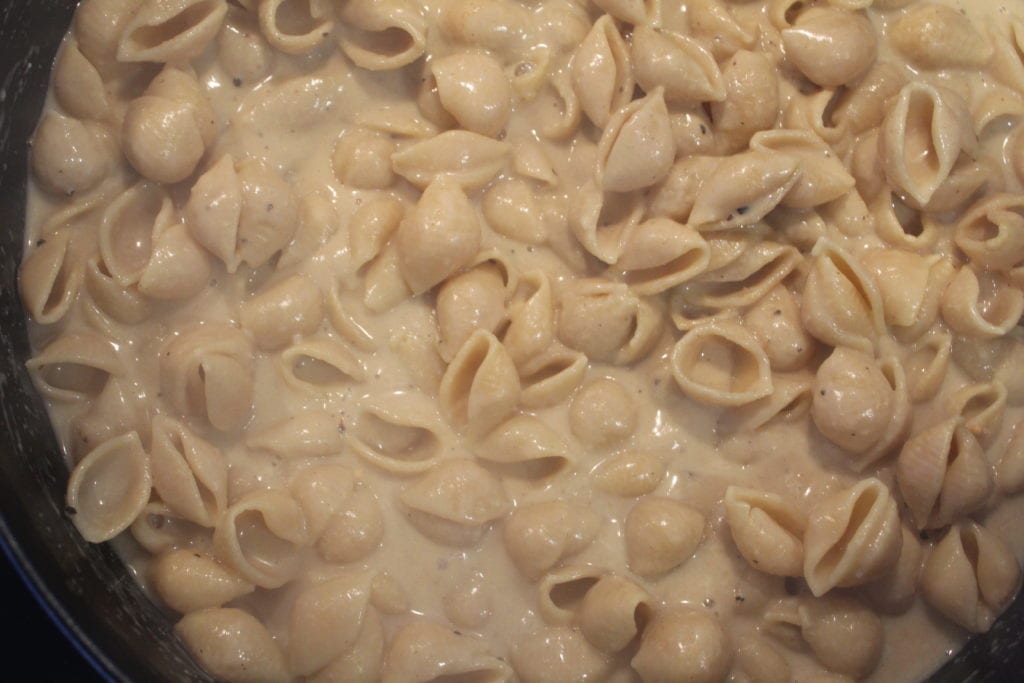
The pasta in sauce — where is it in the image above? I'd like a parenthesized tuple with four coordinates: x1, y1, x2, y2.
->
(19, 0, 1024, 680)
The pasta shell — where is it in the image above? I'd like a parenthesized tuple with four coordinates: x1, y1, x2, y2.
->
(572, 15, 633, 129)
(502, 270, 555, 367)
(477, 415, 573, 481)
(288, 463, 356, 539)
(797, 595, 884, 679)
(597, 88, 675, 193)
(538, 565, 606, 625)
(122, 83, 214, 183)
(518, 345, 589, 409)
(70, 376, 151, 458)
(118, 0, 226, 63)
(287, 573, 373, 676)
(593, 0, 660, 26)
(241, 274, 324, 352)
(439, 330, 520, 435)
(742, 285, 816, 372)
(632, 608, 732, 683)
(503, 501, 600, 580)
(685, 241, 803, 310)
(921, 522, 1021, 633)
(431, 52, 511, 138)
(382, 621, 512, 683)
(710, 50, 779, 154)
(347, 396, 447, 475)
(670, 319, 773, 407)
(97, 182, 171, 287)
(879, 83, 975, 206)
(832, 61, 907, 136)
(160, 325, 254, 431)
(53, 40, 109, 121)
(246, 411, 344, 459)
(890, 3, 992, 70)
(259, 0, 333, 55)
(279, 338, 367, 392)
(948, 381, 1008, 446)
(218, 8, 274, 85)
(862, 524, 924, 615)
(614, 218, 711, 295)
(392, 131, 509, 191)
(905, 329, 953, 403)
(511, 627, 612, 683)
(648, 155, 722, 223)
(66, 432, 151, 543)
(337, 0, 426, 71)
(32, 112, 113, 197)
(570, 181, 644, 264)
(750, 129, 855, 209)
(177, 608, 288, 682)
(591, 451, 666, 497)
(570, 377, 637, 448)
(482, 178, 547, 245)
(625, 497, 705, 577)
(316, 489, 385, 565)
(213, 490, 309, 589)
(400, 459, 510, 547)
(998, 425, 1024, 495)
(137, 221, 211, 302)
(332, 128, 396, 190)
(27, 332, 120, 403)
(437, 263, 508, 363)
(688, 150, 800, 230)
(941, 266, 1024, 339)
(130, 501, 206, 555)
(896, 418, 993, 530)
(558, 278, 663, 365)
(18, 229, 86, 325)
(631, 26, 725, 104)
(734, 638, 791, 683)
(725, 486, 806, 577)
(577, 575, 654, 653)
(689, 0, 754, 59)
(955, 194, 1024, 271)
(151, 550, 254, 615)
(396, 177, 482, 295)
(801, 239, 885, 355)
(348, 197, 405, 274)
(781, 8, 877, 87)
(803, 478, 902, 596)
(150, 416, 227, 528)
(863, 249, 953, 342)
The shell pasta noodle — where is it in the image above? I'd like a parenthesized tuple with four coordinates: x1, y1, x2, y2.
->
(18, 0, 1024, 681)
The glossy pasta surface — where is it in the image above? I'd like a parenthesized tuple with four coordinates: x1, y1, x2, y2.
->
(19, 0, 1024, 681)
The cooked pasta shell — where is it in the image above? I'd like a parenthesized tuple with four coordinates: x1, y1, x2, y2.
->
(941, 266, 1024, 339)
(558, 278, 663, 365)
(66, 432, 151, 543)
(439, 331, 520, 435)
(571, 15, 633, 129)
(593, 0, 660, 26)
(880, 83, 975, 206)
(122, 85, 213, 183)
(502, 270, 555, 367)
(801, 239, 885, 354)
(241, 274, 324, 352)
(503, 501, 600, 580)
(998, 425, 1024, 495)
(258, 0, 333, 55)
(688, 150, 801, 230)
(725, 486, 806, 577)
(98, 182, 172, 287)
(130, 501, 206, 555)
(287, 573, 373, 676)
(53, 40, 109, 121)
(742, 285, 816, 372)
(477, 415, 573, 481)
(648, 155, 722, 223)
(686, 241, 802, 310)
(338, 0, 426, 71)
(955, 194, 1024, 271)
(591, 451, 666, 498)
(711, 49, 779, 152)
(32, 112, 114, 197)
(803, 478, 902, 596)
(279, 338, 367, 392)
(906, 329, 953, 403)
(671, 319, 773, 407)
(161, 325, 254, 431)
(392, 131, 509, 191)
(118, 0, 226, 63)
(235, 157, 299, 269)
(537, 565, 606, 625)
(625, 497, 705, 577)
(151, 550, 254, 615)
(150, 416, 227, 528)
(615, 218, 711, 295)
(176, 608, 288, 682)
(750, 129, 855, 209)
(631, 607, 732, 683)
(396, 177, 482, 295)
(18, 229, 86, 325)
(332, 128, 396, 190)
(431, 52, 511, 138)
(317, 488, 385, 565)
(213, 489, 309, 589)
(734, 637, 791, 683)
(569, 377, 637, 448)
(631, 25, 725, 104)
(921, 522, 1021, 633)
(689, 0, 753, 58)
(347, 396, 447, 475)
(597, 88, 675, 193)
(948, 381, 1008, 446)
(400, 459, 510, 547)
(863, 249, 953, 342)
(218, 8, 274, 85)
(832, 61, 907, 136)
(382, 621, 512, 683)
(348, 197, 404, 274)
(992, 19, 1024, 94)
(862, 524, 924, 615)
(137, 221, 211, 302)
(482, 178, 547, 245)
(288, 463, 356, 539)
(518, 344, 589, 409)
(897, 418, 993, 531)
(246, 411, 344, 459)
(27, 332, 120, 403)
(781, 8, 876, 87)
(797, 595, 883, 679)
(511, 627, 612, 683)
(437, 263, 508, 363)
(890, 3, 992, 70)
(70, 375, 151, 458)
(577, 575, 654, 653)
(570, 181, 644, 265)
